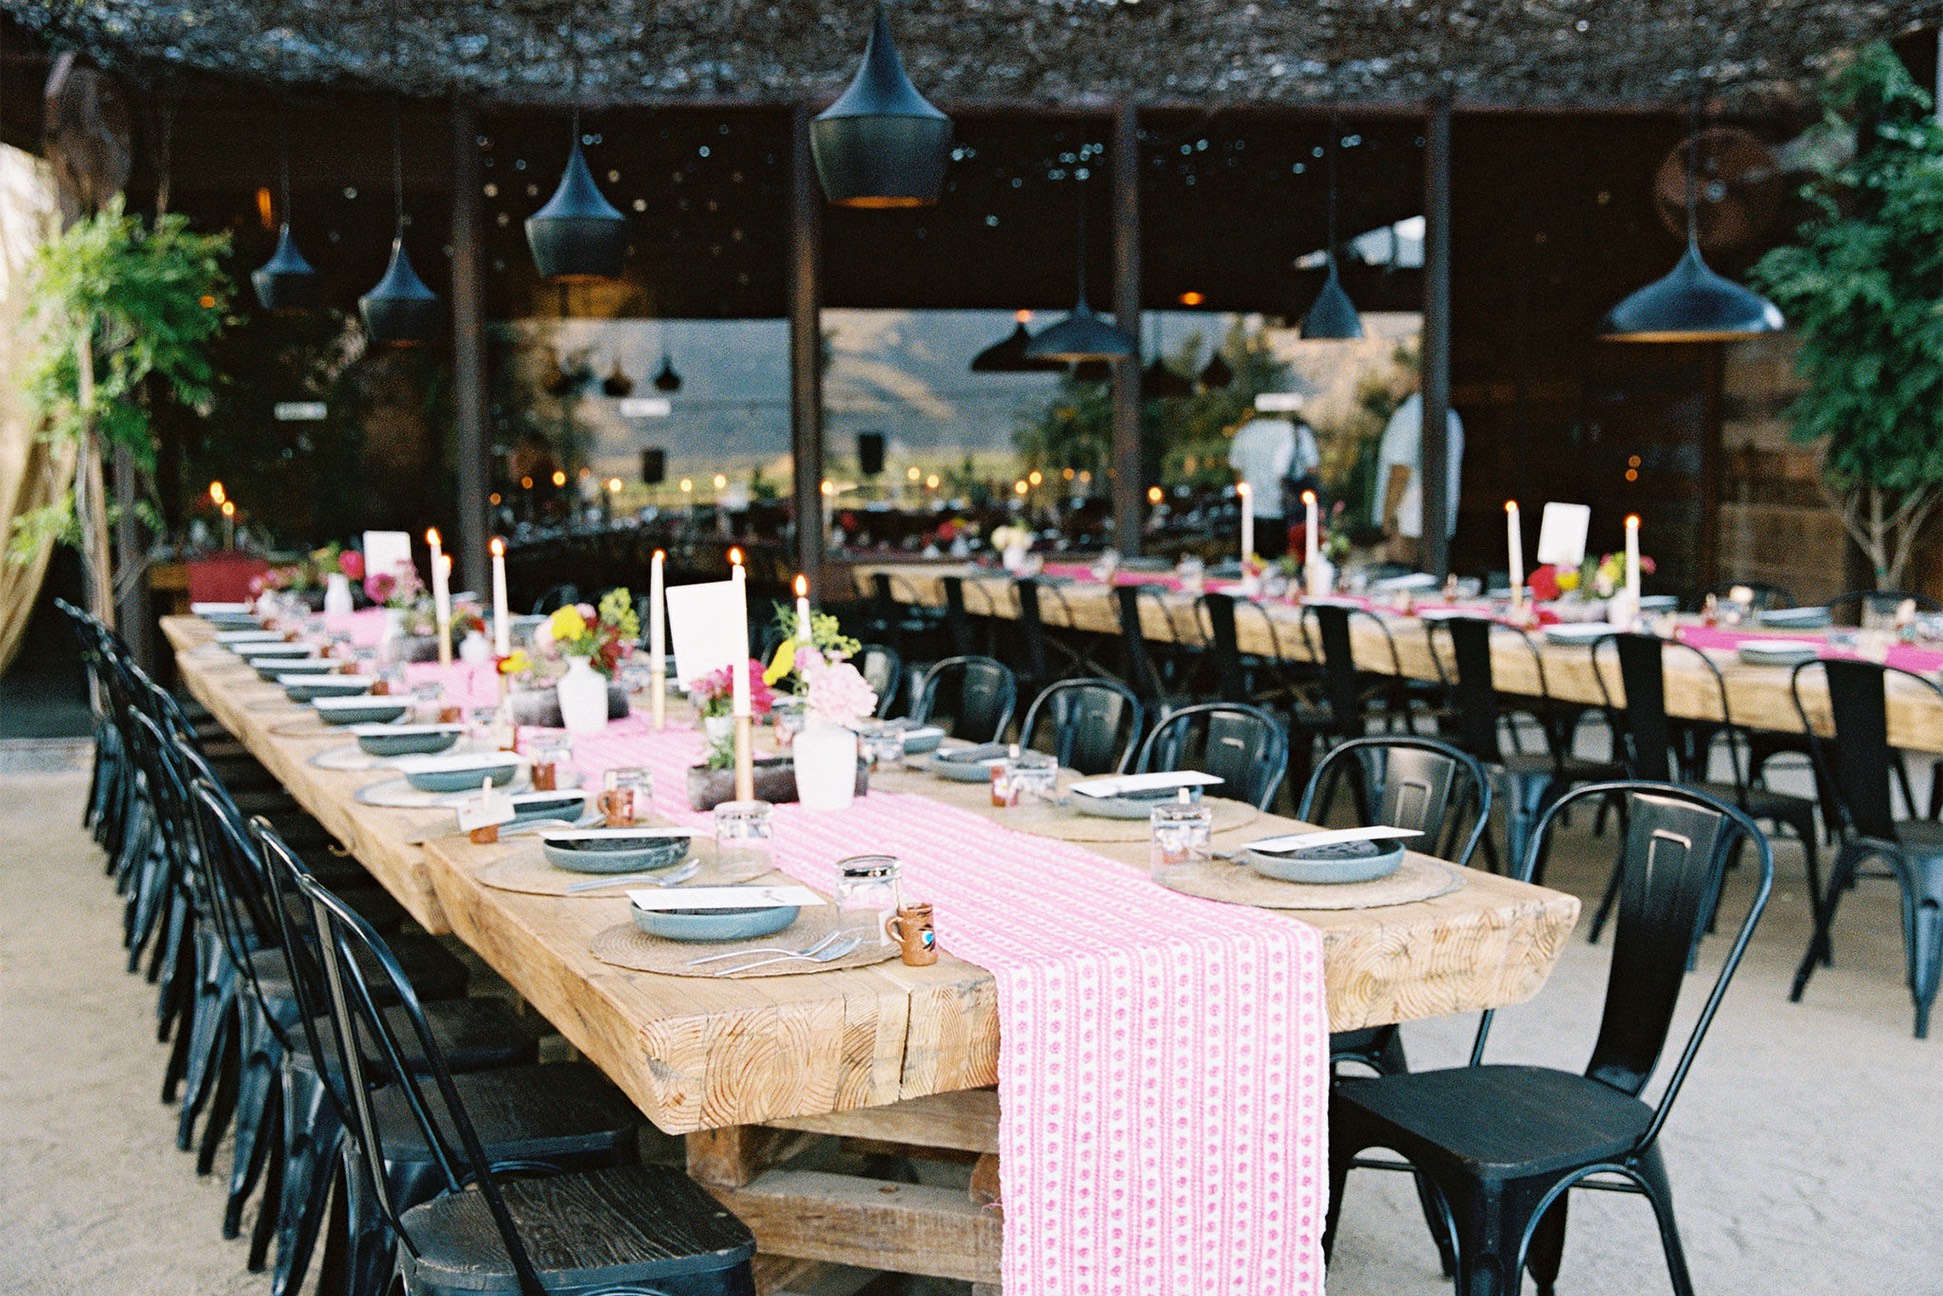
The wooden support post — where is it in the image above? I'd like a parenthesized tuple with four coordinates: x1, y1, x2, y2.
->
(450, 101, 490, 596)
(1110, 101, 1143, 557)
(1420, 86, 1454, 578)
(788, 104, 826, 587)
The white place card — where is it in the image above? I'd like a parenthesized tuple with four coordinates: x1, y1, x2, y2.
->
(1070, 770, 1225, 799)
(540, 827, 691, 844)
(664, 578, 748, 687)
(457, 781, 516, 833)
(1534, 503, 1592, 568)
(1244, 826, 1422, 854)
(626, 885, 825, 913)
(362, 530, 413, 581)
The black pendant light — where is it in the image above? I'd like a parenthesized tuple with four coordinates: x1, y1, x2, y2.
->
(1601, 29, 1783, 341)
(602, 359, 634, 398)
(359, 0, 439, 346)
(811, 6, 953, 208)
(526, 4, 628, 282)
(1139, 317, 1192, 399)
(1301, 114, 1365, 340)
(652, 348, 683, 394)
(1025, 185, 1136, 363)
(1199, 351, 1234, 390)
(252, 99, 320, 313)
(971, 312, 1067, 373)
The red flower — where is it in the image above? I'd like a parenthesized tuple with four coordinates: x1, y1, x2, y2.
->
(339, 550, 365, 580)
(1527, 564, 1562, 603)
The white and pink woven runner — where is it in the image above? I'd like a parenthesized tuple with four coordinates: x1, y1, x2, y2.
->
(568, 716, 1330, 1295)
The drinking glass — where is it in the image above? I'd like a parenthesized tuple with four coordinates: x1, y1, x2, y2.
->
(410, 682, 445, 725)
(606, 768, 652, 824)
(861, 722, 906, 772)
(1149, 794, 1213, 886)
(1007, 750, 1058, 805)
(835, 855, 901, 946)
(530, 736, 573, 793)
(713, 799, 774, 868)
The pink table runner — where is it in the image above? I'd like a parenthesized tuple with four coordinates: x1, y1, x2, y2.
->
(561, 715, 1330, 1295)
(1677, 624, 1943, 675)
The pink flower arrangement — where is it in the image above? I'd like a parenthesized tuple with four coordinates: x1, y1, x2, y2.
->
(800, 656, 877, 728)
(338, 549, 365, 581)
(688, 661, 778, 719)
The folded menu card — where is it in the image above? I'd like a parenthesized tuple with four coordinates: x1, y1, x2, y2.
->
(1243, 826, 1422, 854)
(1069, 770, 1226, 799)
(625, 885, 825, 913)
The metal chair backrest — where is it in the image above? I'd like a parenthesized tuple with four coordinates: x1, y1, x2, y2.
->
(1305, 604, 1367, 737)
(531, 583, 579, 615)
(938, 575, 977, 657)
(296, 860, 554, 1296)
(1594, 632, 1746, 792)
(1019, 678, 1144, 775)
(855, 643, 903, 718)
(1012, 578, 1054, 684)
(1113, 585, 1169, 702)
(912, 655, 1017, 743)
(1788, 657, 1943, 843)
(1433, 616, 1507, 763)
(186, 774, 296, 1053)
(1137, 701, 1288, 810)
(1494, 782, 1771, 1152)
(1825, 588, 1942, 625)
(1298, 735, 1491, 868)
(1195, 592, 1250, 703)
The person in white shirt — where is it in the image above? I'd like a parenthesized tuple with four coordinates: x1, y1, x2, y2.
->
(1228, 414, 1319, 558)
(1373, 392, 1463, 564)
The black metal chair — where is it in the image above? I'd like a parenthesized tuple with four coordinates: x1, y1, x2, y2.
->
(910, 655, 1018, 744)
(1823, 588, 1943, 624)
(1136, 701, 1288, 811)
(1589, 633, 1822, 950)
(869, 571, 946, 660)
(1326, 781, 1774, 1296)
(937, 574, 980, 657)
(1019, 677, 1145, 776)
(854, 642, 903, 719)
(1303, 603, 1431, 741)
(1788, 658, 1943, 1037)
(1010, 577, 1063, 702)
(1431, 616, 1626, 873)
(1112, 584, 1183, 710)
(294, 859, 756, 1296)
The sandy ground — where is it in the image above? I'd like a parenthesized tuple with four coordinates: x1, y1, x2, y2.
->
(3, 765, 1941, 1295)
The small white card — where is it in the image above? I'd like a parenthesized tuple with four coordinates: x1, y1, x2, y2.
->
(1245, 826, 1422, 854)
(1070, 770, 1225, 799)
(625, 885, 824, 913)
(457, 781, 516, 832)
(664, 578, 748, 687)
(1534, 503, 1591, 568)
(362, 530, 414, 581)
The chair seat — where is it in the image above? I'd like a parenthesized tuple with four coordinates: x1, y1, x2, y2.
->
(1893, 819, 1943, 864)
(1335, 1064, 1652, 1179)
(399, 1162, 755, 1295)
(1711, 782, 1816, 825)
(373, 1062, 639, 1167)
(282, 996, 547, 1076)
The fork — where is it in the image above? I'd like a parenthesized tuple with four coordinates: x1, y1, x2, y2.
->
(684, 928, 846, 966)
(563, 860, 702, 893)
(710, 934, 864, 976)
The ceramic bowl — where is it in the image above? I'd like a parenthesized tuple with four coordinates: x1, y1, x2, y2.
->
(1737, 640, 1821, 668)
(235, 640, 313, 657)
(283, 675, 373, 703)
(630, 903, 799, 943)
(1542, 623, 1612, 645)
(314, 696, 412, 726)
(507, 790, 591, 823)
(892, 722, 945, 755)
(396, 752, 523, 793)
(352, 723, 462, 757)
(1757, 607, 1833, 630)
(1244, 837, 1406, 884)
(215, 630, 284, 646)
(1071, 785, 1206, 820)
(254, 656, 334, 681)
(928, 743, 1011, 783)
(541, 828, 691, 874)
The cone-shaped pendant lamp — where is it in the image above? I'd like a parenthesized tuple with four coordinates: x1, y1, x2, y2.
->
(971, 313, 1066, 373)
(1141, 354, 1193, 399)
(652, 349, 683, 393)
(1026, 194, 1135, 363)
(1602, 70, 1782, 340)
(527, 135, 628, 281)
(602, 360, 634, 398)
(1301, 116, 1364, 340)
(811, 7, 952, 208)
(1199, 351, 1234, 390)
(252, 98, 320, 312)
(360, 3, 439, 346)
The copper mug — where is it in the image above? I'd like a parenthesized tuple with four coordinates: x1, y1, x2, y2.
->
(884, 903, 937, 967)
(597, 789, 634, 827)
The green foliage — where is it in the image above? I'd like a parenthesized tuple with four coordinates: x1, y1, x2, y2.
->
(9, 198, 232, 562)
(767, 601, 859, 660)
(597, 586, 641, 643)
(1750, 43, 1943, 580)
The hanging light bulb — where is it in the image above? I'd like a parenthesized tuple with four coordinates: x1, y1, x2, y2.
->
(359, 2, 439, 346)
(811, 6, 953, 208)
(1139, 315, 1191, 398)
(1026, 183, 1135, 362)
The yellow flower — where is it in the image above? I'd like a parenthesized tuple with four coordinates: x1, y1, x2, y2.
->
(497, 649, 532, 676)
(548, 606, 588, 642)
(1555, 568, 1580, 593)
(763, 637, 796, 686)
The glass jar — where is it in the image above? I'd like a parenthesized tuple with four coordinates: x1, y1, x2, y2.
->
(1149, 790, 1213, 886)
(1007, 750, 1058, 805)
(530, 736, 573, 793)
(772, 695, 808, 749)
(410, 682, 446, 725)
(713, 799, 774, 868)
(860, 721, 906, 772)
(835, 855, 901, 946)
(601, 767, 652, 825)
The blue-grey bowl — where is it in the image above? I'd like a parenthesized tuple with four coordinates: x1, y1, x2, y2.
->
(398, 754, 522, 793)
(929, 743, 1010, 782)
(353, 723, 462, 757)
(630, 903, 799, 943)
(1245, 837, 1405, 884)
(315, 697, 412, 726)
(542, 830, 691, 874)
(507, 791, 591, 823)
(254, 657, 335, 681)
(1072, 786, 1205, 820)
(283, 675, 373, 703)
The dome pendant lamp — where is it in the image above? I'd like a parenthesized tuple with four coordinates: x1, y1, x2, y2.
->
(252, 101, 321, 312)
(1301, 115, 1364, 340)
(1602, 52, 1782, 340)
(811, 6, 953, 208)
(359, 1, 439, 346)
(652, 344, 683, 394)
(1025, 188, 1136, 363)
(526, 5, 628, 281)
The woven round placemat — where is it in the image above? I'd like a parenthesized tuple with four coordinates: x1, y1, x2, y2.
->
(475, 838, 774, 897)
(963, 795, 1260, 844)
(590, 908, 902, 978)
(1160, 854, 1466, 911)
(268, 717, 347, 738)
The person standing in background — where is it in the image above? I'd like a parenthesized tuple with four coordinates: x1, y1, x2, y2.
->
(1229, 410, 1319, 560)
(1373, 390, 1463, 566)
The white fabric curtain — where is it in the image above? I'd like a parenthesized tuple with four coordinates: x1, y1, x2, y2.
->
(0, 144, 63, 674)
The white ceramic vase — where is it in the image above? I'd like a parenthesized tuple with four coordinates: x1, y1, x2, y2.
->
(1002, 543, 1028, 573)
(793, 720, 858, 812)
(458, 631, 491, 665)
(556, 657, 609, 734)
(377, 608, 406, 663)
(323, 572, 354, 616)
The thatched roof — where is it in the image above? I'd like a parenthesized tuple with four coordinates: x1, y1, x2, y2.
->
(5, 0, 1938, 110)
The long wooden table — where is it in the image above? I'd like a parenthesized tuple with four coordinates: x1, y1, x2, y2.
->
(163, 614, 1579, 1289)
(857, 563, 1943, 754)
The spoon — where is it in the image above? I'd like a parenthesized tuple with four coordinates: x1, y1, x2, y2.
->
(563, 860, 702, 893)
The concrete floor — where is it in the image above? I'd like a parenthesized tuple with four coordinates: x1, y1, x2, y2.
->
(4, 765, 1942, 1295)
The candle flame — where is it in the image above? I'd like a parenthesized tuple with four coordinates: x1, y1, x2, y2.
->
(1301, 490, 1317, 506)
(425, 527, 440, 546)
(220, 500, 235, 518)
(1504, 500, 1517, 514)
(1236, 482, 1251, 498)
(652, 548, 665, 561)
(208, 480, 225, 505)
(490, 537, 505, 557)
(1626, 514, 1640, 527)
(729, 547, 743, 566)
(794, 574, 807, 597)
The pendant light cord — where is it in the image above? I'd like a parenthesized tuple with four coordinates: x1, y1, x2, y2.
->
(567, 0, 583, 140)
(1683, 0, 1702, 247)
(1073, 175, 1088, 307)
(388, 0, 404, 237)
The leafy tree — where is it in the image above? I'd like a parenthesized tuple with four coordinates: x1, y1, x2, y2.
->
(1751, 44, 1943, 587)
